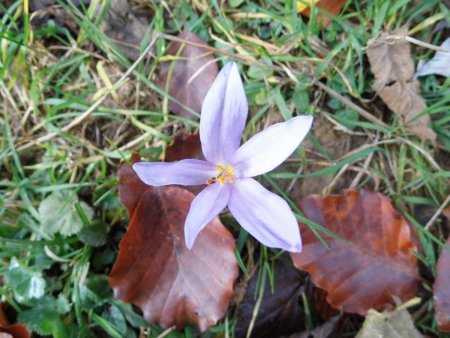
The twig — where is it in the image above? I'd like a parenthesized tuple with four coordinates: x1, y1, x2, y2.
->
(156, 326, 176, 338)
(313, 80, 389, 128)
(425, 194, 450, 231)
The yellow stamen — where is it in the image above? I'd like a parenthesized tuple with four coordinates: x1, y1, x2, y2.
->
(206, 165, 235, 185)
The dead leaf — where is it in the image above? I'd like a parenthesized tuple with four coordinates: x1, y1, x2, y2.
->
(0, 304, 31, 338)
(366, 27, 437, 141)
(109, 165, 238, 331)
(433, 236, 450, 332)
(355, 307, 423, 338)
(165, 132, 204, 162)
(30, 1, 78, 32)
(416, 38, 450, 78)
(290, 189, 420, 315)
(164, 132, 205, 195)
(297, 0, 347, 27)
(282, 315, 341, 338)
(314, 288, 340, 320)
(102, 0, 151, 61)
(235, 259, 307, 338)
(157, 29, 219, 120)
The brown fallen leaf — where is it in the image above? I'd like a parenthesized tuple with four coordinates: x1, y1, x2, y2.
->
(290, 189, 420, 315)
(0, 303, 31, 338)
(164, 132, 205, 195)
(157, 29, 219, 120)
(165, 132, 203, 162)
(355, 303, 423, 338)
(366, 27, 436, 141)
(282, 315, 341, 338)
(235, 259, 307, 338)
(314, 287, 340, 320)
(433, 236, 450, 332)
(297, 0, 347, 27)
(101, 0, 150, 61)
(109, 164, 238, 331)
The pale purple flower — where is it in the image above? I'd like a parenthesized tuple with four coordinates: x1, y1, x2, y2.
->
(133, 62, 313, 252)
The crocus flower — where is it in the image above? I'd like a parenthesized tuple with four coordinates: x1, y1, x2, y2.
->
(133, 62, 313, 252)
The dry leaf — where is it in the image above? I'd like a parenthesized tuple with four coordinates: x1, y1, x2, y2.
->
(158, 29, 219, 120)
(366, 27, 436, 141)
(356, 307, 423, 338)
(433, 236, 450, 332)
(290, 189, 420, 315)
(297, 0, 347, 27)
(102, 0, 150, 61)
(165, 132, 203, 162)
(0, 303, 31, 338)
(109, 165, 238, 331)
(283, 315, 340, 338)
(164, 132, 205, 195)
(235, 260, 306, 338)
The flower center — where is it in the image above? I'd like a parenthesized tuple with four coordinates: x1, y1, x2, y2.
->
(206, 165, 235, 185)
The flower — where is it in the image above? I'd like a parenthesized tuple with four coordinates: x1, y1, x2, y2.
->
(133, 62, 313, 252)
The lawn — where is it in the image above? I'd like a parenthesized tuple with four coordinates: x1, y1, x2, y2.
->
(0, 0, 449, 337)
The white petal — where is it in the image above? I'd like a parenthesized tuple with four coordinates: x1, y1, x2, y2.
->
(133, 160, 216, 186)
(200, 62, 248, 164)
(228, 178, 301, 252)
(185, 183, 231, 249)
(231, 116, 313, 178)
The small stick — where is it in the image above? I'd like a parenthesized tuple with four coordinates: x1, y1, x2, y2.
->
(425, 194, 450, 231)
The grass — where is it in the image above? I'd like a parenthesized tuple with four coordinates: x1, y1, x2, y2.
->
(1, 0, 449, 337)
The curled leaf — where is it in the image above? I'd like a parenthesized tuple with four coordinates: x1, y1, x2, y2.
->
(291, 189, 420, 315)
(109, 165, 238, 331)
(433, 236, 450, 332)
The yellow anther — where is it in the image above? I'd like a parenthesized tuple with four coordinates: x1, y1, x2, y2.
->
(206, 165, 235, 185)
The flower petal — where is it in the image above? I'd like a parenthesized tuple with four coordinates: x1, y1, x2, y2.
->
(228, 178, 301, 252)
(185, 183, 231, 249)
(133, 160, 216, 186)
(231, 115, 313, 178)
(200, 62, 248, 164)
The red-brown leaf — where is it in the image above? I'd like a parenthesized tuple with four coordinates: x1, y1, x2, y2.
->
(164, 132, 205, 195)
(290, 189, 419, 315)
(0, 304, 31, 338)
(433, 236, 450, 332)
(299, 0, 347, 27)
(109, 165, 238, 331)
(165, 132, 203, 162)
(158, 29, 218, 120)
(0, 325, 31, 338)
